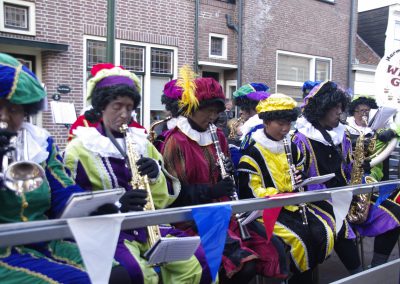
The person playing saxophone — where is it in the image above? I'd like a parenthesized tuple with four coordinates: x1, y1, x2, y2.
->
(345, 95, 400, 268)
(237, 94, 334, 284)
(64, 63, 209, 284)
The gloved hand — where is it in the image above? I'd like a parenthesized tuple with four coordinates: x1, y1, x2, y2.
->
(223, 157, 234, 176)
(136, 157, 159, 179)
(119, 189, 148, 212)
(378, 129, 396, 143)
(362, 160, 371, 174)
(209, 177, 235, 199)
(90, 203, 119, 216)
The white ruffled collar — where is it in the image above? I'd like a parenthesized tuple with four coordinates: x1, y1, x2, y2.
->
(240, 114, 263, 141)
(295, 116, 345, 146)
(252, 128, 285, 154)
(176, 116, 213, 146)
(73, 126, 148, 158)
(19, 122, 50, 163)
(167, 117, 178, 130)
(346, 116, 373, 136)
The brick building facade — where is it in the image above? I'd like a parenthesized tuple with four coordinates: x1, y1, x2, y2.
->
(0, 0, 354, 148)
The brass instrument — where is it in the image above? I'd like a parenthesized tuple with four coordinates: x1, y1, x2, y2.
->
(208, 123, 251, 240)
(0, 122, 46, 222)
(228, 116, 244, 140)
(283, 137, 308, 225)
(148, 116, 172, 143)
(120, 124, 161, 247)
(346, 116, 376, 224)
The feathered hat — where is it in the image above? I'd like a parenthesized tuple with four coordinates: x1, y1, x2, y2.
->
(175, 65, 225, 116)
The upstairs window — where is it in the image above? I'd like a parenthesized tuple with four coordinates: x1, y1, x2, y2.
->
(209, 33, 228, 59)
(0, 0, 35, 35)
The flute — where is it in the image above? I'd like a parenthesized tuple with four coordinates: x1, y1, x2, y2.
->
(208, 123, 251, 240)
(283, 137, 308, 225)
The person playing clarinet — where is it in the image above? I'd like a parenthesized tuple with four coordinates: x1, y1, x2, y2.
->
(161, 66, 286, 283)
(237, 93, 334, 284)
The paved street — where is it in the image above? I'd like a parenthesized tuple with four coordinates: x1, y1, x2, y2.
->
(319, 237, 400, 283)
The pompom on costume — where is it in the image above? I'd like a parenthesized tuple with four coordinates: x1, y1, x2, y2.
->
(0, 53, 91, 283)
(162, 67, 286, 280)
(238, 94, 334, 274)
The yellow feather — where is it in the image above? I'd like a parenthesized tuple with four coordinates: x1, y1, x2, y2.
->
(177, 65, 198, 116)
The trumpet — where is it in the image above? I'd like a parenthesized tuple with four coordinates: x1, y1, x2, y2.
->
(0, 122, 45, 222)
(208, 123, 251, 240)
(283, 137, 308, 225)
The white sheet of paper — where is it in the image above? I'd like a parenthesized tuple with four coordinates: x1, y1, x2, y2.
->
(369, 106, 397, 130)
(331, 190, 353, 234)
(68, 215, 124, 284)
(50, 101, 77, 124)
(60, 188, 125, 219)
(298, 173, 335, 187)
(144, 237, 201, 265)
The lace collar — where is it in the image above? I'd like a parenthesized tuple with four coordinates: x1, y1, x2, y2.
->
(252, 128, 285, 154)
(73, 125, 148, 158)
(240, 114, 263, 140)
(19, 122, 50, 163)
(176, 116, 213, 146)
(346, 116, 373, 136)
(295, 116, 345, 146)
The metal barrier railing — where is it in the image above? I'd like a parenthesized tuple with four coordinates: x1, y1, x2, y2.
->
(1, 179, 399, 248)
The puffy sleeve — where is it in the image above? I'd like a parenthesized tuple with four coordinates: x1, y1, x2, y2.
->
(45, 137, 83, 218)
(237, 147, 279, 199)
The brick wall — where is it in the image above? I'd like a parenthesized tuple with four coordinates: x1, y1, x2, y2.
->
(242, 0, 353, 91)
(0, 0, 353, 148)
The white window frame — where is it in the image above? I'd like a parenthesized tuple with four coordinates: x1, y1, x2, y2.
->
(209, 33, 228, 60)
(83, 36, 178, 129)
(276, 50, 332, 89)
(0, 0, 35, 36)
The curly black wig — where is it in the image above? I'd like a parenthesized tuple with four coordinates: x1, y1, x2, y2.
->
(348, 96, 378, 116)
(259, 108, 300, 122)
(303, 81, 350, 125)
(161, 95, 180, 117)
(233, 96, 259, 113)
(84, 84, 141, 123)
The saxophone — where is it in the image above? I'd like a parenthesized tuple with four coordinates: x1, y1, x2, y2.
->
(228, 116, 244, 140)
(120, 124, 161, 247)
(346, 116, 376, 224)
(148, 116, 172, 143)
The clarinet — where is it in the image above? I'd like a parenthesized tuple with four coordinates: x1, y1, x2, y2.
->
(208, 123, 251, 241)
(283, 137, 308, 225)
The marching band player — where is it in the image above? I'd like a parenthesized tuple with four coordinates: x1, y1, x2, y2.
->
(161, 68, 285, 283)
(63, 63, 207, 284)
(292, 81, 363, 274)
(237, 93, 334, 284)
(0, 53, 132, 283)
(232, 83, 270, 145)
(346, 95, 400, 268)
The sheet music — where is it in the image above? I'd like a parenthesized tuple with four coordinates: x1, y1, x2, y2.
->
(50, 101, 77, 124)
(368, 106, 397, 130)
(241, 174, 335, 225)
(60, 188, 125, 218)
(144, 237, 201, 265)
(297, 173, 335, 188)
